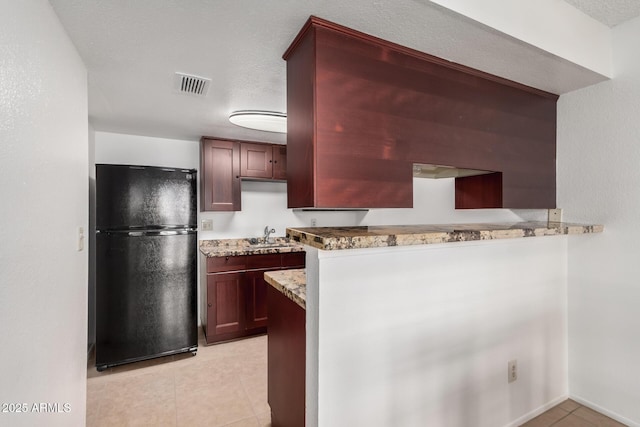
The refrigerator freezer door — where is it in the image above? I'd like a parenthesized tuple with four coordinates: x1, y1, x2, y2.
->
(96, 164, 197, 230)
(96, 231, 197, 369)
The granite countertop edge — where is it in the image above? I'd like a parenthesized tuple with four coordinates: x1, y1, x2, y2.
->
(199, 237, 305, 257)
(286, 221, 604, 251)
(264, 269, 306, 310)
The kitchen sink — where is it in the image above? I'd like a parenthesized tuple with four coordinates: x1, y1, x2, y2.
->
(249, 242, 292, 249)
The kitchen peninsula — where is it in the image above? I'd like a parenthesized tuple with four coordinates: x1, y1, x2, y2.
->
(266, 221, 602, 427)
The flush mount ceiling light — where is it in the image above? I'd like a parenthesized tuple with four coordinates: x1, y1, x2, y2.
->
(229, 110, 287, 133)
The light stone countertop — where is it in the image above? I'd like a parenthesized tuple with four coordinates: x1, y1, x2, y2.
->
(286, 221, 604, 251)
(264, 269, 306, 310)
(199, 238, 305, 257)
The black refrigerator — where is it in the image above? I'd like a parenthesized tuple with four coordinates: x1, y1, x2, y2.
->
(95, 164, 198, 371)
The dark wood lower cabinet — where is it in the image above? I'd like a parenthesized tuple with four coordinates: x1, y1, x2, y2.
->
(207, 272, 245, 336)
(245, 270, 269, 330)
(268, 285, 305, 427)
(201, 252, 305, 344)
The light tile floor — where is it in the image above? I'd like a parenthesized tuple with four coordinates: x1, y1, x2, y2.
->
(520, 398, 627, 427)
(88, 333, 626, 427)
(87, 332, 271, 427)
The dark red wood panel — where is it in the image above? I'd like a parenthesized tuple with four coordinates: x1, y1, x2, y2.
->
(282, 252, 305, 268)
(286, 26, 317, 208)
(284, 17, 558, 209)
(455, 173, 503, 209)
(268, 285, 305, 427)
(207, 255, 247, 273)
(246, 253, 282, 270)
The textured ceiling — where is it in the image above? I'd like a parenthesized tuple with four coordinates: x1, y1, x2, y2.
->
(48, 0, 630, 142)
(564, 0, 640, 27)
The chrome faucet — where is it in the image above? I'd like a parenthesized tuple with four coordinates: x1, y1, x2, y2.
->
(263, 226, 276, 243)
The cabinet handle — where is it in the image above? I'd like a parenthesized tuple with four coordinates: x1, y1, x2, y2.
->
(269, 160, 273, 163)
(273, 160, 277, 164)
(225, 256, 229, 261)
(207, 303, 212, 308)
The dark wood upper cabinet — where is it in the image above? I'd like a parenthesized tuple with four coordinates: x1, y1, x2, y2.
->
(200, 138, 241, 211)
(241, 142, 273, 179)
(283, 16, 558, 209)
(240, 142, 287, 180)
(272, 144, 287, 180)
(201, 138, 287, 211)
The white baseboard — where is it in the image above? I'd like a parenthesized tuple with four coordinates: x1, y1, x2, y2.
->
(570, 395, 638, 427)
(503, 395, 569, 427)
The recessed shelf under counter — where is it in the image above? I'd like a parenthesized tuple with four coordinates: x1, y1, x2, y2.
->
(286, 221, 603, 251)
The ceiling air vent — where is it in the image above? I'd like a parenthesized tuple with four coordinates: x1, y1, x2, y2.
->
(174, 72, 211, 97)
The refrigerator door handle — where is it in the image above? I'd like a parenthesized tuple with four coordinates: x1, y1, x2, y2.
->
(97, 229, 197, 236)
(128, 230, 196, 237)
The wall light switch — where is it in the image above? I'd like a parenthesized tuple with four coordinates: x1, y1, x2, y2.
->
(77, 227, 84, 252)
(201, 219, 213, 231)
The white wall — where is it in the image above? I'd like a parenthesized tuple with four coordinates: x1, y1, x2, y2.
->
(95, 131, 199, 170)
(309, 237, 569, 427)
(557, 15, 640, 427)
(0, 1, 88, 426)
(430, 0, 612, 77)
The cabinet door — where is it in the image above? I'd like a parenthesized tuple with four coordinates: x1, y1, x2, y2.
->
(241, 142, 273, 179)
(201, 138, 241, 211)
(245, 270, 270, 330)
(207, 272, 245, 336)
(272, 145, 287, 180)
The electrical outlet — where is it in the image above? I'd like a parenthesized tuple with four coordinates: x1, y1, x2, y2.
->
(548, 208, 562, 223)
(310, 218, 317, 227)
(508, 359, 518, 383)
(201, 219, 213, 231)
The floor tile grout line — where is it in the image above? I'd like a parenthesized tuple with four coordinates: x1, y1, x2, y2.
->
(547, 412, 569, 427)
(239, 374, 265, 419)
(172, 367, 178, 427)
(220, 414, 259, 427)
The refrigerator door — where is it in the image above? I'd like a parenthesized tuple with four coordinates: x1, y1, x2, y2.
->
(96, 230, 198, 369)
(96, 164, 197, 230)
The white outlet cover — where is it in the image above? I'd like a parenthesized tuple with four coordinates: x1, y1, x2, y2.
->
(508, 359, 518, 383)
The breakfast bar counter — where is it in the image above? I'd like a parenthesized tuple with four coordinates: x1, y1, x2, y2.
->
(286, 221, 603, 251)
